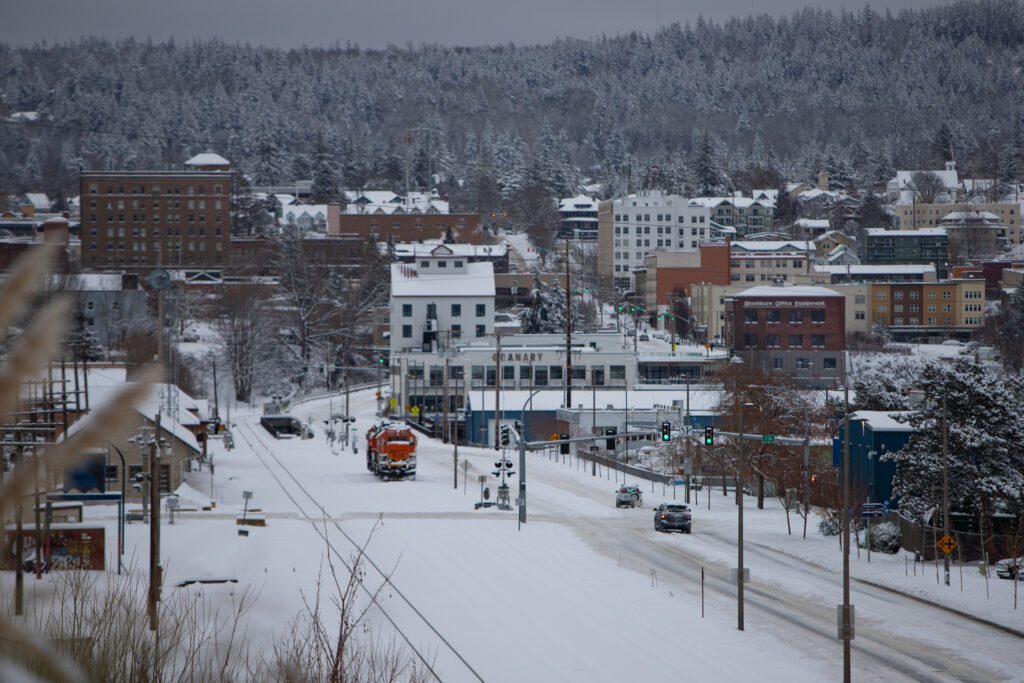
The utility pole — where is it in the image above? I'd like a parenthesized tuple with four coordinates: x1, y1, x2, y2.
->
(942, 391, 950, 587)
(737, 403, 746, 631)
(344, 372, 350, 447)
(841, 356, 853, 683)
(494, 333, 502, 450)
(148, 415, 161, 633)
(565, 239, 573, 410)
(685, 378, 691, 503)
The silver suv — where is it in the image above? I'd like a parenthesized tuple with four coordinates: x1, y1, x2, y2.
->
(615, 485, 643, 508)
(654, 503, 692, 533)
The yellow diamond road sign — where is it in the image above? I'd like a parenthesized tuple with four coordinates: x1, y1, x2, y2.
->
(936, 534, 958, 555)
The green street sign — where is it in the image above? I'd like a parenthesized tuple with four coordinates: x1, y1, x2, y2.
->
(761, 435, 775, 443)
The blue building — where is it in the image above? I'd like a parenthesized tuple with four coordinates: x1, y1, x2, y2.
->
(835, 410, 914, 509)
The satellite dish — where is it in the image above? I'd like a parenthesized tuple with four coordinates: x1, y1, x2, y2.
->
(148, 268, 171, 291)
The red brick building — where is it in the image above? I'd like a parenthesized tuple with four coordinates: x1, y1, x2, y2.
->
(79, 162, 232, 270)
(726, 284, 846, 383)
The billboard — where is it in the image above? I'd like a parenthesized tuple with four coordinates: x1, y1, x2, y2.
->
(2, 526, 105, 571)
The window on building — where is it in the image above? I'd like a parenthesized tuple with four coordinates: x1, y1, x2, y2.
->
(766, 310, 781, 323)
(811, 334, 825, 348)
(503, 366, 515, 381)
(535, 367, 549, 386)
(520, 366, 532, 380)
(485, 367, 496, 386)
(402, 324, 412, 338)
(766, 334, 781, 347)
(855, 295, 865, 304)
(910, 291, 919, 300)
(471, 366, 484, 382)
(811, 309, 825, 324)
(789, 310, 803, 324)
(610, 365, 626, 380)
(772, 357, 785, 370)
(823, 358, 837, 370)
(894, 304, 904, 313)
(744, 310, 759, 323)
(475, 324, 486, 337)
(788, 334, 803, 347)
(451, 304, 461, 317)
(476, 304, 486, 317)
(910, 304, 919, 313)
(795, 357, 810, 369)
(855, 311, 865, 320)
(894, 291, 904, 300)
(402, 304, 412, 317)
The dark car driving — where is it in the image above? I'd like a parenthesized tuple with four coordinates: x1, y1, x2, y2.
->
(654, 503, 692, 533)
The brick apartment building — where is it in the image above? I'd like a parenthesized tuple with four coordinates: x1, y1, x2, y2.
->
(726, 284, 846, 382)
(326, 205, 483, 243)
(79, 155, 232, 270)
(867, 279, 985, 340)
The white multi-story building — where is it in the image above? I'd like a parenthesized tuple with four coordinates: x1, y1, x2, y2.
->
(598, 190, 714, 292)
(389, 245, 495, 355)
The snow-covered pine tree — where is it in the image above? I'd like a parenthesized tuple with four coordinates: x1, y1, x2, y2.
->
(884, 360, 1024, 522)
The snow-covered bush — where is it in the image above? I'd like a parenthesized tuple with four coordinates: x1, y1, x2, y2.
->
(859, 521, 902, 553)
(817, 512, 841, 537)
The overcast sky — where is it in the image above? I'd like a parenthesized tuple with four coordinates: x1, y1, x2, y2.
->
(3, 0, 955, 49)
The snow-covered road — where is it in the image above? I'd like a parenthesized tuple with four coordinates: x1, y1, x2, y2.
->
(92, 386, 1024, 682)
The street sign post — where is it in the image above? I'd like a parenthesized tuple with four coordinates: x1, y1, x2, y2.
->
(761, 435, 775, 444)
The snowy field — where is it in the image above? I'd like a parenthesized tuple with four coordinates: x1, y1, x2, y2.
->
(12, 386, 1024, 682)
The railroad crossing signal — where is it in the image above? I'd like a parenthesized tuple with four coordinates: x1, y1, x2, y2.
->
(560, 434, 570, 455)
(604, 426, 617, 450)
(704, 427, 714, 446)
(661, 422, 671, 442)
(936, 534, 958, 555)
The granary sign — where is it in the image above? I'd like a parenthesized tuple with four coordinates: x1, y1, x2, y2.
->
(742, 299, 827, 308)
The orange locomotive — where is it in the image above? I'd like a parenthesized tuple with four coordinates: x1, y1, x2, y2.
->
(365, 422, 417, 480)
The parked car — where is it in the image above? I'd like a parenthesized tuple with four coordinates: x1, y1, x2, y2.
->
(653, 503, 692, 533)
(639, 333, 650, 342)
(182, 330, 200, 343)
(996, 557, 1023, 580)
(615, 485, 643, 508)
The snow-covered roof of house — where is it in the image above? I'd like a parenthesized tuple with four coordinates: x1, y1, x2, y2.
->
(185, 152, 230, 167)
(795, 188, 841, 202)
(797, 218, 831, 229)
(689, 196, 775, 209)
(889, 169, 960, 191)
(867, 228, 947, 237)
(752, 189, 779, 202)
(731, 240, 813, 253)
(558, 195, 598, 212)
(938, 210, 1001, 223)
(815, 230, 853, 242)
(826, 244, 859, 264)
(736, 284, 844, 298)
(785, 182, 806, 193)
(813, 264, 937, 275)
(389, 242, 507, 259)
(390, 261, 495, 298)
(345, 190, 399, 204)
(850, 410, 913, 432)
(65, 376, 201, 453)
(24, 193, 50, 211)
(280, 204, 328, 224)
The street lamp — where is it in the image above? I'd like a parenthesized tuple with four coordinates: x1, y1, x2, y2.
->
(737, 401, 755, 631)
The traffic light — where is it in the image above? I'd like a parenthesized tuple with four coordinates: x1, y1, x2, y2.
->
(499, 425, 511, 447)
(617, 305, 623, 312)
(661, 422, 672, 442)
(560, 434, 570, 455)
(513, 420, 523, 437)
(605, 426, 617, 450)
(704, 426, 714, 446)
